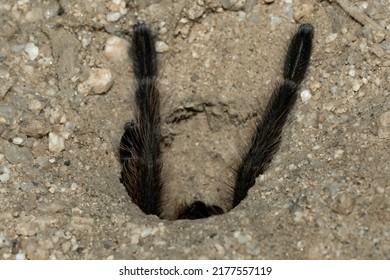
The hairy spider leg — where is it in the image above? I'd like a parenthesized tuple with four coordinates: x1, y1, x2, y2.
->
(231, 24, 314, 208)
(119, 23, 164, 216)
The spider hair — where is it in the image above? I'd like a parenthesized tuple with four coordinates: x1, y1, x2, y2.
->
(119, 23, 314, 220)
(119, 23, 163, 216)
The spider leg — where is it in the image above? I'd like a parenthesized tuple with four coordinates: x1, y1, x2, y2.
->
(119, 23, 164, 216)
(231, 24, 314, 208)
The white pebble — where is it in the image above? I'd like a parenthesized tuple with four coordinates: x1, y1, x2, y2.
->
(155, 41, 169, 53)
(300, 89, 312, 103)
(107, 12, 121, 22)
(0, 165, 11, 183)
(378, 111, 390, 139)
(48, 132, 65, 153)
(104, 36, 129, 62)
(334, 149, 344, 159)
(352, 80, 361, 92)
(12, 137, 24, 145)
(378, 111, 390, 127)
(78, 68, 114, 95)
(25, 42, 39, 60)
(325, 33, 338, 44)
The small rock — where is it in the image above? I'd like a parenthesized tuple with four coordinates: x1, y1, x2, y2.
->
(155, 41, 169, 53)
(352, 80, 362, 92)
(270, 15, 282, 26)
(0, 165, 11, 183)
(20, 118, 50, 138)
(15, 220, 39, 236)
(325, 33, 337, 44)
(78, 68, 114, 95)
(18, 182, 35, 192)
(24, 42, 39, 60)
(334, 149, 344, 159)
(25, 241, 50, 260)
(219, 0, 234, 9)
(347, 52, 363, 65)
(378, 111, 390, 139)
(61, 241, 71, 253)
(49, 107, 65, 124)
(104, 36, 130, 62)
(219, 0, 245, 10)
(48, 132, 65, 153)
(0, 231, 11, 249)
(300, 89, 312, 103)
(4, 143, 33, 164)
(12, 137, 24, 145)
(43, 0, 61, 19)
(28, 99, 44, 112)
(293, 3, 313, 21)
(244, 0, 256, 12)
(107, 12, 121, 22)
(331, 193, 355, 215)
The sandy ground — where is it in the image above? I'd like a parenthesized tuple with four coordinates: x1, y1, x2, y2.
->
(0, 0, 389, 259)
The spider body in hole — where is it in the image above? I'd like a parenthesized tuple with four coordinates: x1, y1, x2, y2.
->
(119, 23, 314, 220)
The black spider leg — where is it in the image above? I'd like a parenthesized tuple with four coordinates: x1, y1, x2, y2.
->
(119, 23, 164, 216)
(231, 24, 314, 208)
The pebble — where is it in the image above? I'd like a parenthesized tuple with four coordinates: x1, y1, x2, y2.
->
(325, 33, 337, 44)
(70, 216, 94, 233)
(300, 89, 312, 103)
(244, 0, 256, 12)
(381, 40, 390, 51)
(331, 193, 355, 215)
(233, 230, 252, 244)
(25, 241, 50, 259)
(78, 68, 114, 95)
(24, 42, 39, 60)
(28, 99, 44, 112)
(334, 149, 344, 159)
(219, 0, 234, 9)
(219, 0, 245, 10)
(107, 12, 121, 22)
(49, 107, 66, 124)
(43, 0, 60, 19)
(4, 143, 33, 164)
(0, 232, 11, 249)
(15, 220, 39, 236)
(140, 227, 158, 238)
(104, 36, 129, 62)
(348, 52, 363, 65)
(270, 15, 282, 26)
(20, 118, 50, 138)
(352, 80, 362, 92)
(48, 132, 65, 153)
(155, 41, 169, 53)
(0, 166, 11, 183)
(12, 137, 24, 145)
(377, 111, 390, 139)
(18, 182, 35, 191)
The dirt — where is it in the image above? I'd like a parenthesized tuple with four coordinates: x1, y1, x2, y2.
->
(0, 0, 389, 259)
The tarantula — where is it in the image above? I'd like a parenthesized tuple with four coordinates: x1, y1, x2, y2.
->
(119, 22, 314, 220)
